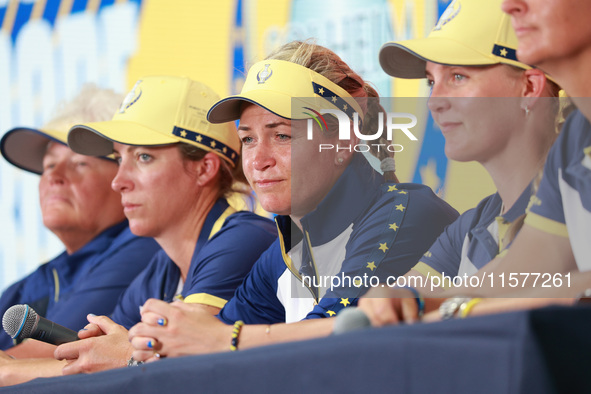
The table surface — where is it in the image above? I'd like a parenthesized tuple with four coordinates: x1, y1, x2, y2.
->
(3, 305, 590, 394)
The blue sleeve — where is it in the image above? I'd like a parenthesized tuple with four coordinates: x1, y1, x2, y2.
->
(110, 250, 173, 329)
(0, 260, 60, 349)
(305, 185, 459, 319)
(184, 213, 277, 308)
(217, 240, 286, 325)
(110, 280, 144, 330)
(415, 208, 479, 277)
(45, 236, 160, 332)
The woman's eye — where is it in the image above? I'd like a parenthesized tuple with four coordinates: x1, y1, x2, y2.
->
(277, 134, 290, 141)
(138, 153, 152, 162)
(454, 74, 466, 82)
(241, 136, 254, 144)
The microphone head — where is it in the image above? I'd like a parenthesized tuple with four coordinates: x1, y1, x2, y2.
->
(333, 307, 371, 335)
(2, 304, 38, 340)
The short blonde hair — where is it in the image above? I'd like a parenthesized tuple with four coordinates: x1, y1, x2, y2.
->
(44, 84, 123, 131)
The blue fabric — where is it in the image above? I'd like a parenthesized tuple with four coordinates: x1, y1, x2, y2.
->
(526, 109, 591, 271)
(0, 221, 161, 350)
(419, 183, 533, 276)
(217, 240, 287, 324)
(218, 156, 458, 324)
(6, 305, 591, 394)
(111, 199, 277, 329)
(530, 110, 591, 223)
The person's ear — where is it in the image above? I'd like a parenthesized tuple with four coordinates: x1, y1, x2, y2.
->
(522, 68, 547, 98)
(520, 68, 548, 112)
(194, 152, 222, 187)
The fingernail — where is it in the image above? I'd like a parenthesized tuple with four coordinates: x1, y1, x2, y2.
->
(88, 313, 96, 317)
(79, 328, 88, 331)
(157, 318, 167, 326)
(147, 340, 154, 349)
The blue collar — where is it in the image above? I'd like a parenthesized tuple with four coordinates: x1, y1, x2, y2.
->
(467, 181, 535, 263)
(502, 183, 534, 222)
(52, 220, 129, 284)
(477, 181, 534, 228)
(183, 198, 231, 290)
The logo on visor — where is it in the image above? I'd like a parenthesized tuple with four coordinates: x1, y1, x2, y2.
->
(257, 64, 273, 84)
(119, 80, 142, 113)
(433, 0, 461, 31)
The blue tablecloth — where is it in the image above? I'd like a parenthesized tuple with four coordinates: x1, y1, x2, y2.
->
(3, 305, 590, 393)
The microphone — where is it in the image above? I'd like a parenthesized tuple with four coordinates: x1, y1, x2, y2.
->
(332, 307, 371, 335)
(2, 304, 79, 345)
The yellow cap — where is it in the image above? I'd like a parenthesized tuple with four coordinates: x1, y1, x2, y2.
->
(0, 128, 69, 175)
(380, 0, 528, 79)
(207, 59, 364, 124)
(68, 76, 240, 167)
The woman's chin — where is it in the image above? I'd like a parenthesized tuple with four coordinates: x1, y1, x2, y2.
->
(128, 222, 153, 238)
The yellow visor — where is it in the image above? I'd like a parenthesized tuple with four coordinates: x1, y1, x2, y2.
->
(207, 59, 364, 124)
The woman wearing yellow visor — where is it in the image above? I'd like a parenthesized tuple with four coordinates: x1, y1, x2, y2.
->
(44, 76, 277, 375)
(128, 41, 458, 359)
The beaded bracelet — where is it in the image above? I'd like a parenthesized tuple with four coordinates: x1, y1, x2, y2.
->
(458, 298, 483, 318)
(399, 286, 425, 318)
(230, 320, 245, 351)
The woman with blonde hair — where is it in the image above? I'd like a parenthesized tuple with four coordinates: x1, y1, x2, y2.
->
(0, 85, 161, 354)
(360, 0, 577, 324)
(126, 41, 458, 359)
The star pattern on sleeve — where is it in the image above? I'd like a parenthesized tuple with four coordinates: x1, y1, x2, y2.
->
(337, 184, 409, 297)
(340, 298, 351, 307)
(326, 310, 336, 317)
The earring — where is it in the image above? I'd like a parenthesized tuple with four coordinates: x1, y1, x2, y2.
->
(524, 105, 530, 116)
(336, 157, 344, 165)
